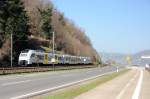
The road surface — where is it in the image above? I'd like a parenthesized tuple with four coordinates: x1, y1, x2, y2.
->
(0, 66, 119, 99)
(140, 69, 150, 99)
(75, 67, 150, 99)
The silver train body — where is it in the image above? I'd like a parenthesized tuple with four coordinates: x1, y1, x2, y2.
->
(18, 49, 92, 66)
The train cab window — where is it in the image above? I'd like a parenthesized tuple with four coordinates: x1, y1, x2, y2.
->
(21, 49, 29, 53)
(31, 53, 35, 58)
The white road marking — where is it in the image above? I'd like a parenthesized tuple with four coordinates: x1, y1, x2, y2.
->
(132, 69, 143, 99)
(2, 80, 31, 86)
(116, 70, 139, 99)
(11, 69, 120, 99)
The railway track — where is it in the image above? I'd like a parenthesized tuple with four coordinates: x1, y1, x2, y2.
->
(0, 65, 99, 75)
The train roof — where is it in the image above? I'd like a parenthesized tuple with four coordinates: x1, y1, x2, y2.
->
(20, 49, 91, 58)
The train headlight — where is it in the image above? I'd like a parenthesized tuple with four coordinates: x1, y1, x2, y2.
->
(51, 58, 56, 63)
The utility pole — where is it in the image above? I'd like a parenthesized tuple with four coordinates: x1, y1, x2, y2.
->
(53, 31, 55, 56)
(52, 31, 55, 70)
(11, 33, 13, 68)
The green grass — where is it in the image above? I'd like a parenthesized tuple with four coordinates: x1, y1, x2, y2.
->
(35, 69, 129, 99)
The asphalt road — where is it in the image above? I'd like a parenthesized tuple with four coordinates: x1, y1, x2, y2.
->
(140, 69, 150, 99)
(75, 67, 150, 99)
(75, 67, 139, 99)
(0, 66, 120, 99)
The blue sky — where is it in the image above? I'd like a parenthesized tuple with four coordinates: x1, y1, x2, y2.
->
(51, 0, 150, 54)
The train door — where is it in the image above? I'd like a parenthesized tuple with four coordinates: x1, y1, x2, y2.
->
(44, 53, 48, 64)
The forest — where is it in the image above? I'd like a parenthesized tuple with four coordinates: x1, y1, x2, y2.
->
(0, 0, 101, 66)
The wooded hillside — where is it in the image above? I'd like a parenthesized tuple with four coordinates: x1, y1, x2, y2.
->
(0, 0, 100, 66)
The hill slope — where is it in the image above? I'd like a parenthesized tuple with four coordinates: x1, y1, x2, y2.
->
(100, 52, 127, 65)
(132, 50, 150, 66)
(101, 50, 150, 66)
(22, 0, 99, 57)
(0, 0, 100, 66)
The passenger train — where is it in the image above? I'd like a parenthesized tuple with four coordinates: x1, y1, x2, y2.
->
(18, 49, 92, 66)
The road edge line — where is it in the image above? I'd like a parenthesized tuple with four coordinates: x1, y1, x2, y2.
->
(11, 68, 124, 99)
(116, 70, 138, 99)
(132, 69, 143, 99)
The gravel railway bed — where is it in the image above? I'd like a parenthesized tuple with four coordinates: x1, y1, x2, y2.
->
(0, 65, 98, 75)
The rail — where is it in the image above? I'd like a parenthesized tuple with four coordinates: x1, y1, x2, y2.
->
(0, 65, 99, 75)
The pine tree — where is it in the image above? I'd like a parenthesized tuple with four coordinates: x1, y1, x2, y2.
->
(39, 7, 53, 39)
(0, 0, 29, 66)
(0, 0, 7, 47)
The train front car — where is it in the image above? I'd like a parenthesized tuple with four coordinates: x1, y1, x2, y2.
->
(18, 49, 35, 66)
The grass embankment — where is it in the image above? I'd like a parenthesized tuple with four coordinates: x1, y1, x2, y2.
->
(34, 69, 129, 99)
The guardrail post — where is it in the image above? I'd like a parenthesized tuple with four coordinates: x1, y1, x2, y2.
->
(117, 67, 119, 72)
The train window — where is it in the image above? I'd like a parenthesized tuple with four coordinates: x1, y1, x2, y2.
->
(67, 57, 69, 61)
(31, 53, 35, 58)
(55, 55, 58, 59)
(21, 54, 27, 57)
(37, 55, 44, 60)
(58, 56, 62, 61)
(40, 55, 44, 60)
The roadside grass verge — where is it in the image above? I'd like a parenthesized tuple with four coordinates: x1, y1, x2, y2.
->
(34, 69, 129, 99)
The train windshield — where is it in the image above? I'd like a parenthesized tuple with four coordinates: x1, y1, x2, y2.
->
(21, 49, 29, 53)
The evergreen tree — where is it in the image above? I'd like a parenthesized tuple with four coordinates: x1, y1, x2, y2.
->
(0, 0, 29, 66)
(0, 0, 7, 47)
(39, 7, 53, 39)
